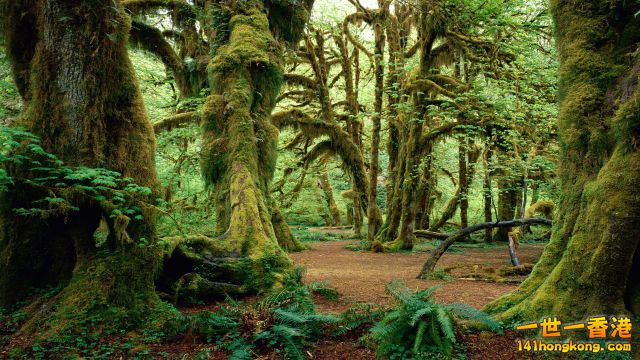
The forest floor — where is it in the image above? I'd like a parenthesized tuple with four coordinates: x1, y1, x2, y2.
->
(291, 235, 544, 313)
(286, 226, 546, 359)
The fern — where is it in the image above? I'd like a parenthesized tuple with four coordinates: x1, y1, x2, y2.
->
(226, 337, 254, 360)
(333, 303, 383, 336)
(0, 127, 161, 245)
(187, 273, 338, 359)
(444, 303, 502, 332)
(370, 280, 502, 359)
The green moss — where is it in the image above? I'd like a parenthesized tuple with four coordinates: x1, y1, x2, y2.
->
(266, 0, 313, 44)
(0, 0, 165, 352)
(487, 0, 640, 324)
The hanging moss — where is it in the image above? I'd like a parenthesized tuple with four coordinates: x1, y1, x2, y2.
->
(265, 0, 314, 44)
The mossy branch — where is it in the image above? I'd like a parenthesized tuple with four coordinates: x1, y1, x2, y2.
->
(283, 73, 317, 90)
(130, 20, 189, 97)
(153, 111, 199, 133)
(407, 79, 457, 98)
(343, 13, 374, 59)
(404, 40, 420, 59)
(302, 139, 369, 213)
(123, 0, 194, 18)
(414, 230, 450, 240)
(276, 89, 315, 103)
(417, 120, 483, 154)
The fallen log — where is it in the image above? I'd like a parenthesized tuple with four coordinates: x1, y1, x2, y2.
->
(414, 229, 451, 240)
(417, 218, 552, 279)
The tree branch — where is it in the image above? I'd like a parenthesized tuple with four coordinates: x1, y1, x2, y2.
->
(153, 112, 198, 133)
(414, 230, 450, 240)
(130, 20, 190, 97)
(417, 218, 553, 278)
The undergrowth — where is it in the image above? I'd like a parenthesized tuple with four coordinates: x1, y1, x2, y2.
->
(368, 280, 502, 359)
(164, 268, 350, 359)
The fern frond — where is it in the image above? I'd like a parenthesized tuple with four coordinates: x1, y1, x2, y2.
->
(409, 306, 433, 326)
(436, 307, 456, 343)
(227, 337, 254, 360)
(384, 279, 415, 305)
(445, 303, 502, 332)
(273, 308, 310, 324)
(415, 284, 443, 301)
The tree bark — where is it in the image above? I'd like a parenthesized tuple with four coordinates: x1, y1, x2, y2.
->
(196, 0, 313, 296)
(0, 0, 162, 343)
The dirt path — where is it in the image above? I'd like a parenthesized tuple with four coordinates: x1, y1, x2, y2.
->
(291, 240, 544, 312)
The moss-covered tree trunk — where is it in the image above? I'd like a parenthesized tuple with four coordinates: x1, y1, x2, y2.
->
(376, 5, 409, 245)
(0, 0, 163, 344)
(379, 0, 444, 251)
(199, 0, 311, 287)
(317, 171, 341, 226)
(458, 139, 469, 233)
(486, 0, 640, 328)
(482, 147, 493, 242)
(415, 155, 434, 229)
(366, 19, 385, 241)
(493, 178, 518, 242)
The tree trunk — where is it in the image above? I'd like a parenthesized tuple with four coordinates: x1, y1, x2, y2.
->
(493, 178, 518, 242)
(0, 0, 162, 344)
(415, 155, 434, 229)
(317, 170, 341, 226)
(385, 0, 448, 251)
(391, 123, 424, 250)
(458, 138, 469, 240)
(430, 147, 480, 232)
(336, 31, 366, 238)
(197, 0, 312, 293)
(483, 147, 493, 242)
(367, 22, 385, 241)
(378, 7, 407, 245)
(485, 0, 640, 329)
(272, 205, 306, 252)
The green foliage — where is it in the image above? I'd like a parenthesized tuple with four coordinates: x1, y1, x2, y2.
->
(0, 127, 160, 243)
(181, 270, 340, 359)
(333, 303, 384, 337)
(370, 280, 501, 359)
(290, 227, 352, 242)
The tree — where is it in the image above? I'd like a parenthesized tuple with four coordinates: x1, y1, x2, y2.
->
(174, 0, 314, 297)
(485, 0, 640, 325)
(0, 0, 165, 344)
